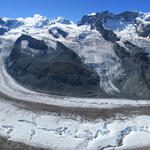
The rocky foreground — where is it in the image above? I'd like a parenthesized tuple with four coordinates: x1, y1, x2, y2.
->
(0, 136, 52, 150)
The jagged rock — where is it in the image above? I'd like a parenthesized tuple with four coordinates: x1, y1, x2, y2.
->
(96, 21, 119, 43)
(136, 24, 150, 38)
(15, 34, 48, 50)
(0, 18, 6, 25)
(7, 35, 102, 97)
(78, 33, 87, 40)
(6, 19, 24, 29)
(0, 28, 7, 35)
(0, 18, 24, 36)
(78, 12, 120, 43)
(78, 11, 140, 26)
(117, 11, 140, 21)
(49, 27, 68, 38)
(114, 41, 150, 99)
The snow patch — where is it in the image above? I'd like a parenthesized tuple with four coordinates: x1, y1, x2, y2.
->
(21, 40, 28, 49)
(88, 13, 96, 16)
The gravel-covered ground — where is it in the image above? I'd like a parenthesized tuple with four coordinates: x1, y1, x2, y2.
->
(0, 136, 51, 150)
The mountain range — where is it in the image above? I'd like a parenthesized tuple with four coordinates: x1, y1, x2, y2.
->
(1, 11, 150, 99)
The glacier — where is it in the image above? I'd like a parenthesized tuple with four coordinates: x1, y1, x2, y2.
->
(0, 11, 150, 149)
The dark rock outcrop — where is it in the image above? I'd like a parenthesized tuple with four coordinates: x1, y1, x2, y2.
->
(136, 24, 150, 38)
(0, 28, 7, 35)
(77, 11, 146, 41)
(78, 12, 120, 43)
(80, 11, 140, 24)
(0, 18, 24, 36)
(49, 27, 68, 39)
(0, 18, 6, 25)
(15, 34, 48, 50)
(117, 11, 140, 21)
(6, 19, 24, 29)
(7, 35, 103, 97)
(114, 41, 150, 99)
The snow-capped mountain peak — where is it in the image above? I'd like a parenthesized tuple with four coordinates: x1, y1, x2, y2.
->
(87, 12, 96, 16)
(51, 16, 73, 25)
(22, 14, 51, 28)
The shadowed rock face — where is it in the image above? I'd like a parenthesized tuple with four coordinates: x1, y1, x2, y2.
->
(137, 24, 150, 38)
(78, 11, 140, 26)
(0, 18, 24, 36)
(0, 18, 5, 25)
(114, 41, 150, 99)
(0, 28, 7, 35)
(78, 12, 120, 43)
(5, 34, 150, 99)
(49, 27, 68, 39)
(15, 34, 48, 50)
(117, 11, 140, 21)
(6, 34, 103, 97)
(77, 11, 147, 42)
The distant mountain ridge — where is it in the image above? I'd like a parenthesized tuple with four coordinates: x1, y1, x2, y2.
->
(1, 11, 150, 39)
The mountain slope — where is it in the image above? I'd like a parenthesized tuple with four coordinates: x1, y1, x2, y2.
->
(6, 34, 102, 97)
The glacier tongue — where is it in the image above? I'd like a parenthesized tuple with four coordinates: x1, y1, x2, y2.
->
(1, 100, 150, 150)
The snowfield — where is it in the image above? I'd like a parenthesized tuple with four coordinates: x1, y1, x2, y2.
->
(0, 100, 150, 150)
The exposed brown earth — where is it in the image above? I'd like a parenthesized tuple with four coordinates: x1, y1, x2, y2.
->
(0, 136, 51, 150)
(1, 91, 150, 120)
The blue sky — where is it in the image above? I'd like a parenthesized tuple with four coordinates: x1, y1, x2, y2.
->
(0, 0, 150, 23)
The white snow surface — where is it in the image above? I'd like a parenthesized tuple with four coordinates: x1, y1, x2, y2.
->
(21, 40, 28, 49)
(0, 100, 150, 150)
